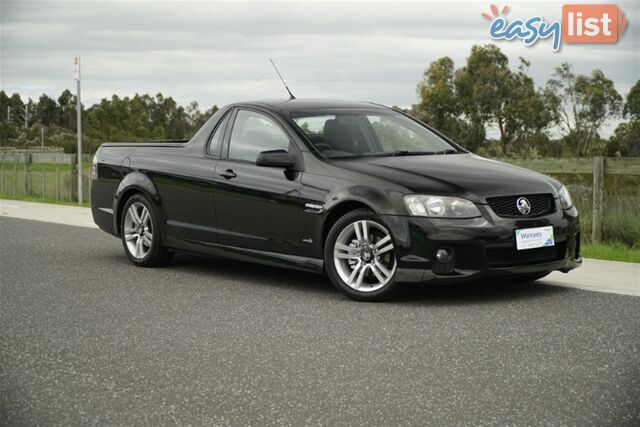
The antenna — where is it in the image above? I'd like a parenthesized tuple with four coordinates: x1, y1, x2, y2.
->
(269, 59, 296, 100)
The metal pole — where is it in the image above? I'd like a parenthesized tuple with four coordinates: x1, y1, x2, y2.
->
(24, 157, 28, 194)
(76, 80, 83, 204)
(42, 168, 45, 197)
(41, 126, 44, 152)
(68, 167, 71, 201)
(13, 164, 17, 194)
(24, 104, 28, 128)
(7, 106, 10, 123)
(1, 164, 4, 193)
(592, 157, 605, 243)
(56, 165, 60, 200)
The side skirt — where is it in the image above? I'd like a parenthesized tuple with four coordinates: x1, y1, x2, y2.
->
(164, 235, 324, 273)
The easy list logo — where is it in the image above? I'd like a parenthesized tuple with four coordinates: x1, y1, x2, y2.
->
(483, 3, 629, 52)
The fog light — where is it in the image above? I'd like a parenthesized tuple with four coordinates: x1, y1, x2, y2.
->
(436, 248, 452, 263)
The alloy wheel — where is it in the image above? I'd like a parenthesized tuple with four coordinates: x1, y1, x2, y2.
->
(333, 219, 397, 292)
(123, 202, 153, 259)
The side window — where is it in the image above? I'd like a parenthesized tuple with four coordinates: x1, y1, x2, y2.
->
(228, 110, 291, 162)
(207, 113, 230, 156)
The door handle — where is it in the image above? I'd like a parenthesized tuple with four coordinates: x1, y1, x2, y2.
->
(219, 169, 237, 179)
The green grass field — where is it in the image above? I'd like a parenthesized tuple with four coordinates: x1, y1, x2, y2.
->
(0, 163, 90, 202)
(582, 243, 640, 263)
(0, 193, 89, 207)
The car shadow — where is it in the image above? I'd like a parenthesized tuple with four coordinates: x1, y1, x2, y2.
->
(169, 253, 332, 295)
(164, 253, 573, 305)
(394, 279, 572, 306)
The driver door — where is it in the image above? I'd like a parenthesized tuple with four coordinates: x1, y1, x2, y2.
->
(213, 108, 303, 254)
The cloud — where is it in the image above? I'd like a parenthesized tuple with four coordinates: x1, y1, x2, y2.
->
(1, 0, 638, 136)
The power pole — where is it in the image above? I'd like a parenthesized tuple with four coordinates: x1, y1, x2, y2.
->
(7, 106, 10, 123)
(24, 104, 28, 128)
(41, 126, 44, 152)
(73, 55, 83, 204)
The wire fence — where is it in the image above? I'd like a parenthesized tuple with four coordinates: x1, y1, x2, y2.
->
(0, 155, 91, 203)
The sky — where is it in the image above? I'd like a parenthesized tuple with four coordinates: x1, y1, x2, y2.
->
(1, 0, 638, 136)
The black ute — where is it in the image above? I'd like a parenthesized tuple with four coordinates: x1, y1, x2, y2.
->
(91, 99, 581, 301)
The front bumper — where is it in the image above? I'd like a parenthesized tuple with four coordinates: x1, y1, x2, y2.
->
(382, 205, 582, 285)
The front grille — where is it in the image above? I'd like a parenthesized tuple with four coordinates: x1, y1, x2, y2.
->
(486, 193, 554, 218)
(486, 241, 566, 268)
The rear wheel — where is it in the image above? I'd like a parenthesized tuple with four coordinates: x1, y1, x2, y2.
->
(324, 209, 401, 301)
(120, 193, 173, 267)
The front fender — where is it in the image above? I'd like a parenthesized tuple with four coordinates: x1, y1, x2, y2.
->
(113, 171, 161, 235)
(323, 184, 400, 215)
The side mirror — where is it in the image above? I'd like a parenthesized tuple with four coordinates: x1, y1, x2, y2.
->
(256, 149, 297, 169)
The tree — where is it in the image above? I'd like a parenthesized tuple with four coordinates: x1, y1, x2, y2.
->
(0, 91, 10, 124)
(57, 89, 78, 130)
(414, 56, 487, 150)
(503, 59, 552, 152)
(87, 94, 153, 142)
(623, 79, 640, 120)
(546, 63, 622, 156)
(0, 92, 18, 144)
(415, 57, 460, 135)
(607, 80, 640, 157)
(454, 44, 512, 152)
(7, 93, 25, 126)
(606, 121, 640, 157)
(414, 46, 553, 155)
(36, 94, 58, 126)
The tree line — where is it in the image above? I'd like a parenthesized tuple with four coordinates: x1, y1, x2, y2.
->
(0, 91, 218, 154)
(411, 44, 639, 158)
(0, 43, 638, 157)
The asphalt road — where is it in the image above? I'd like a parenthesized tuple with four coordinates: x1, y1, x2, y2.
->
(1, 217, 639, 426)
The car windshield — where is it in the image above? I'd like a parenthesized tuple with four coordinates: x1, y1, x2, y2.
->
(291, 111, 459, 158)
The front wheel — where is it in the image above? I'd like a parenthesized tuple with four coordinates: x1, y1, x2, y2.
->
(324, 209, 401, 301)
(120, 193, 174, 267)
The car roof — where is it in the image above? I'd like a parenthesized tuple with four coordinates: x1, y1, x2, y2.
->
(232, 98, 391, 114)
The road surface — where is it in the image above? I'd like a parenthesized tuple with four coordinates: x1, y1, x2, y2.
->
(1, 215, 639, 425)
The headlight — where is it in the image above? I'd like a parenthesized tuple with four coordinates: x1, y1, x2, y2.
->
(557, 185, 573, 209)
(404, 195, 481, 218)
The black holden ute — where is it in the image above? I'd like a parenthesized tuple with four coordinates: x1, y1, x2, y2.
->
(90, 99, 581, 301)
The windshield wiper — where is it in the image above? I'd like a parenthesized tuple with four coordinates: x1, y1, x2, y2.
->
(371, 150, 437, 157)
(330, 149, 462, 159)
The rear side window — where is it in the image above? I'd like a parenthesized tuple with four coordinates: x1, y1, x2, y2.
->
(228, 110, 291, 162)
(207, 113, 230, 156)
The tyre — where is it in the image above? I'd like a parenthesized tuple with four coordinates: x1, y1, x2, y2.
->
(324, 209, 401, 301)
(120, 193, 174, 267)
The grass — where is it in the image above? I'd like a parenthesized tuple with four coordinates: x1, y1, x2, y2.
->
(0, 193, 89, 207)
(582, 242, 640, 264)
(0, 163, 89, 202)
(0, 162, 92, 172)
